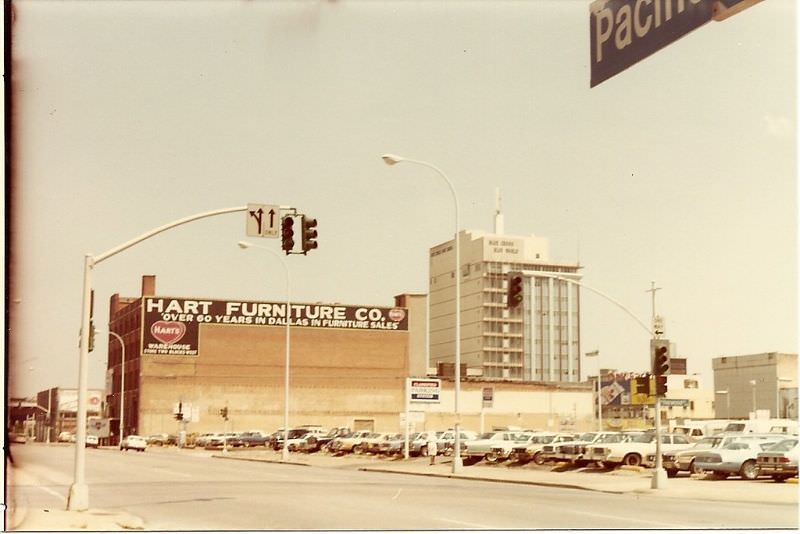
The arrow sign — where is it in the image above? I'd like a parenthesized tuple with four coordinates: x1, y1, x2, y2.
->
(246, 204, 279, 238)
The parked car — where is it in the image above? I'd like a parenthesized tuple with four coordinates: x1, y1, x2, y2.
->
(206, 433, 243, 449)
(85, 434, 99, 448)
(286, 428, 328, 451)
(587, 432, 691, 467)
(146, 433, 177, 446)
(542, 432, 630, 467)
(694, 437, 782, 480)
(376, 433, 406, 456)
(509, 433, 577, 465)
(58, 431, 75, 443)
(355, 432, 392, 454)
(120, 435, 147, 452)
(756, 438, 799, 482)
(195, 433, 224, 448)
(298, 427, 351, 453)
(656, 433, 780, 477)
(436, 430, 479, 455)
(238, 431, 268, 448)
(328, 430, 373, 455)
(461, 431, 525, 464)
(486, 432, 540, 463)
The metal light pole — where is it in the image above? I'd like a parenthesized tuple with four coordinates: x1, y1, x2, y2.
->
(105, 330, 126, 444)
(238, 241, 292, 462)
(750, 379, 757, 414)
(715, 390, 730, 418)
(381, 154, 463, 473)
(68, 206, 250, 511)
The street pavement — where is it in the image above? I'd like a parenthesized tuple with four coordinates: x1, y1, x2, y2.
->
(7, 445, 798, 530)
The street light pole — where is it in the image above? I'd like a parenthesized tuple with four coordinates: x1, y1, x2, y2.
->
(105, 330, 126, 444)
(585, 350, 601, 431)
(750, 379, 757, 414)
(238, 241, 292, 462)
(381, 154, 463, 473)
(68, 206, 250, 511)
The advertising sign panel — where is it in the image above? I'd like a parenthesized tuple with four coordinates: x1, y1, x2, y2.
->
(141, 297, 408, 357)
(409, 378, 441, 403)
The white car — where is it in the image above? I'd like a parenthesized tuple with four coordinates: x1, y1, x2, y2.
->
(461, 431, 524, 464)
(694, 438, 782, 480)
(590, 432, 692, 467)
(120, 435, 147, 452)
(509, 433, 578, 465)
(85, 434, 99, 448)
(756, 438, 799, 482)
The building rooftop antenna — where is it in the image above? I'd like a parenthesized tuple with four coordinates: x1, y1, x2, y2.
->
(494, 187, 504, 235)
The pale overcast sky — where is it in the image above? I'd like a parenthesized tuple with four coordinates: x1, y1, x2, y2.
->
(7, 0, 797, 397)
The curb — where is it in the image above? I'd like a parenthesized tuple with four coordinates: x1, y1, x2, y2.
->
(355, 467, 626, 494)
(210, 454, 311, 467)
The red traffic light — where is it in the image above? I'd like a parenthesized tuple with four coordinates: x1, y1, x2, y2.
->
(507, 273, 524, 309)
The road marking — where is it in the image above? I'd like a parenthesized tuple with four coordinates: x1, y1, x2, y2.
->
(438, 517, 496, 529)
(568, 509, 691, 528)
(37, 485, 67, 503)
(391, 488, 402, 500)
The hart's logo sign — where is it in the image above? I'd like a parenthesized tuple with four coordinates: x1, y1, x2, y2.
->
(151, 321, 186, 345)
(388, 308, 406, 322)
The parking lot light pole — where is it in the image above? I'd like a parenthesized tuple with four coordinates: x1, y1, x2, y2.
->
(585, 350, 601, 431)
(101, 330, 126, 444)
(238, 240, 291, 462)
(381, 154, 463, 473)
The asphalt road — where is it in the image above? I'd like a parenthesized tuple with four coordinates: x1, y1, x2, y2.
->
(8, 443, 798, 530)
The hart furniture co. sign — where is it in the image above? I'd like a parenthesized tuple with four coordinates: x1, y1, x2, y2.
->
(141, 297, 408, 356)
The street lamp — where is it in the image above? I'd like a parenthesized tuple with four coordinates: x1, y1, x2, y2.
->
(715, 390, 730, 419)
(381, 153, 463, 473)
(101, 329, 126, 444)
(238, 240, 291, 462)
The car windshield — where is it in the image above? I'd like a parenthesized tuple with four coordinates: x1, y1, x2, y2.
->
(478, 432, 498, 439)
(595, 434, 624, 443)
(630, 433, 655, 443)
(577, 433, 597, 442)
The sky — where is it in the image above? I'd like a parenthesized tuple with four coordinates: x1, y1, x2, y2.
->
(6, 0, 797, 398)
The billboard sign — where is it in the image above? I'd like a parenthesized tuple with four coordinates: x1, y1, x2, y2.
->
(141, 297, 408, 357)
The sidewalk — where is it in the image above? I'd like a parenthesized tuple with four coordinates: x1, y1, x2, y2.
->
(212, 449, 799, 505)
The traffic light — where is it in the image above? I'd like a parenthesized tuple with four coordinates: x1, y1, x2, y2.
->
(655, 375, 668, 396)
(281, 216, 295, 254)
(634, 375, 650, 395)
(507, 272, 524, 309)
(175, 412, 183, 421)
(220, 406, 228, 420)
(301, 216, 318, 253)
(88, 321, 96, 352)
(651, 339, 670, 376)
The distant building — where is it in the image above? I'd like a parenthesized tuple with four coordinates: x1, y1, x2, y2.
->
(713, 352, 798, 419)
(429, 229, 581, 382)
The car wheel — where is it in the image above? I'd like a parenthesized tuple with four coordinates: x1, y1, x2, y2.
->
(739, 460, 758, 480)
(689, 461, 704, 475)
(532, 451, 545, 465)
(622, 453, 642, 467)
(419, 445, 428, 457)
(485, 452, 500, 464)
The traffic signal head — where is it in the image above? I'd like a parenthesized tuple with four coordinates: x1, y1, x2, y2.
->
(634, 375, 650, 395)
(655, 375, 668, 396)
(651, 339, 670, 376)
(175, 412, 183, 421)
(220, 407, 229, 420)
(281, 216, 295, 254)
(301, 216, 318, 253)
(507, 272, 524, 309)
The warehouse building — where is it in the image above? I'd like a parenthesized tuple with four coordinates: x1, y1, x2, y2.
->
(100, 275, 593, 442)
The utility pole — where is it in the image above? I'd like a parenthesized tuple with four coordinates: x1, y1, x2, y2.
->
(647, 281, 667, 489)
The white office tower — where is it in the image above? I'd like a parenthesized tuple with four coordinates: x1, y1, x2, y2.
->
(429, 228, 582, 382)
